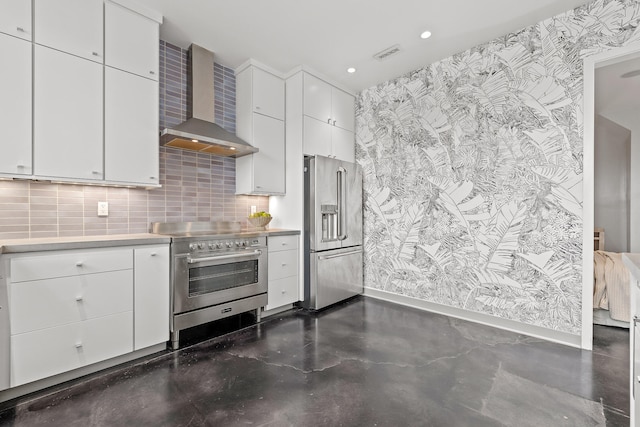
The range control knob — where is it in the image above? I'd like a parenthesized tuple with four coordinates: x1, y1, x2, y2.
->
(216, 242, 223, 249)
(236, 241, 241, 247)
(189, 243, 197, 251)
(241, 241, 248, 247)
(226, 242, 233, 248)
(208, 242, 216, 249)
(197, 242, 205, 250)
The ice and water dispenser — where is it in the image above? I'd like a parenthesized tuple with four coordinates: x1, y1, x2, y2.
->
(321, 204, 338, 241)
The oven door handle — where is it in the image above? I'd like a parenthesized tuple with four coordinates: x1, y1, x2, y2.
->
(187, 250, 263, 264)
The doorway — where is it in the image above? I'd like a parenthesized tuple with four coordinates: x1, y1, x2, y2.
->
(582, 42, 640, 349)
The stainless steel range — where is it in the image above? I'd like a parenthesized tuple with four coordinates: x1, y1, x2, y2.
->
(152, 221, 267, 349)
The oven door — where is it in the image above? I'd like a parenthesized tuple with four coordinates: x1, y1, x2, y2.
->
(173, 248, 267, 314)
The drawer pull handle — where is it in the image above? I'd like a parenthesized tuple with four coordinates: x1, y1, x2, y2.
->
(150, 252, 157, 257)
(75, 296, 83, 302)
(281, 242, 287, 246)
(76, 262, 83, 267)
(17, 27, 25, 32)
(281, 263, 287, 266)
(281, 290, 286, 294)
(75, 343, 83, 349)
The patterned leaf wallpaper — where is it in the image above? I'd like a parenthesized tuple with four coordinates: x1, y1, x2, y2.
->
(356, 0, 640, 334)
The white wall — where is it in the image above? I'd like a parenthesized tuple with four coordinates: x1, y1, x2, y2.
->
(594, 115, 630, 253)
(599, 108, 640, 252)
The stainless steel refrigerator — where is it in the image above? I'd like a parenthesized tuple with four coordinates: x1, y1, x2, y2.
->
(303, 155, 363, 310)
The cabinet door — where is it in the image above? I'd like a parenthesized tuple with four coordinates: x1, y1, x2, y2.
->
(9, 270, 134, 335)
(303, 116, 332, 157)
(252, 68, 284, 120)
(0, 34, 31, 175)
(105, 1, 159, 80)
(134, 246, 169, 350)
(303, 73, 332, 124)
(0, 0, 31, 40)
(105, 67, 159, 185)
(331, 88, 355, 132)
(252, 114, 285, 193)
(11, 312, 133, 387)
(34, 0, 103, 62)
(34, 45, 103, 180)
(331, 126, 355, 163)
(266, 276, 298, 310)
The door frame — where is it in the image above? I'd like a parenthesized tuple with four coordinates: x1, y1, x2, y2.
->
(581, 42, 640, 350)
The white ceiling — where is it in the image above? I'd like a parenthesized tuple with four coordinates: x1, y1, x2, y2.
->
(135, 0, 593, 93)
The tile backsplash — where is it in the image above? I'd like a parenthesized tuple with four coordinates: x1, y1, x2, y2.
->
(0, 41, 268, 240)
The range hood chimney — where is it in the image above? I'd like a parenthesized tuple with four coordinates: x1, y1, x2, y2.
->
(160, 44, 258, 158)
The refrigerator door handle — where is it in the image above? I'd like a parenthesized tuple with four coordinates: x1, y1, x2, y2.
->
(337, 167, 347, 241)
(318, 249, 363, 260)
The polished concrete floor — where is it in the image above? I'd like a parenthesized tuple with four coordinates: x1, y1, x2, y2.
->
(0, 297, 630, 426)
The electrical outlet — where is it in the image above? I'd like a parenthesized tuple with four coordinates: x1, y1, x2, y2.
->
(97, 202, 109, 217)
(250, 205, 257, 215)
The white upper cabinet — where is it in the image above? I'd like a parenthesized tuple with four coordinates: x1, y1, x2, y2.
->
(252, 68, 285, 120)
(105, 67, 159, 185)
(303, 73, 355, 132)
(236, 62, 286, 195)
(236, 113, 285, 195)
(0, 34, 31, 176)
(34, 45, 103, 180)
(331, 126, 355, 164)
(105, 1, 159, 80)
(0, 0, 32, 40)
(303, 115, 331, 158)
(34, 0, 103, 63)
(330, 87, 355, 133)
(298, 71, 355, 162)
(237, 64, 285, 120)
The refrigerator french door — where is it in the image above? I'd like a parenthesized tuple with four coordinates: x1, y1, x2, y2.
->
(303, 155, 363, 310)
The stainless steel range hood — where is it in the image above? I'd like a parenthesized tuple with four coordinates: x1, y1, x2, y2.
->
(160, 44, 258, 158)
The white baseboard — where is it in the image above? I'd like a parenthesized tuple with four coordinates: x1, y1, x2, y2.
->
(364, 287, 582, 349)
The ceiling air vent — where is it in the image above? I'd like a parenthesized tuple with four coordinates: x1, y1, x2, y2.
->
(373, 44, 402, 61)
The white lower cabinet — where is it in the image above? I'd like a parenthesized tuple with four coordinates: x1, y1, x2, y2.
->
(266, 235, 299, 311)
(11, 312, 133, 387)
(9, 269, 133, 335)
(5, 244, 169, 388)
(134, 245, 169, 350)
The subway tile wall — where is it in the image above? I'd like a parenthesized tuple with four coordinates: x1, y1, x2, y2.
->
(0, 41, 268, 240)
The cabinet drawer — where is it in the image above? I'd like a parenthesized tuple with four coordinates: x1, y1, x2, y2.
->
(10, 311, 133, 387)
(268, 249, 297, 281)
(266, 276, 298, 310)
(10, 248, 132, 283)
(9, 269, 133, 335)
(269, 235, 299, 253)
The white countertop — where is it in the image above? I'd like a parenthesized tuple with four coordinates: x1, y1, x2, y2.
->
(0, 233, 171, 254)
(0, 229, 300, 254)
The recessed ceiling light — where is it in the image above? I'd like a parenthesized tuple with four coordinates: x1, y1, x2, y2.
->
(420, 30, 432, 39)
(192, 139, 199, 142)
(347, 67, 356, 73)
(229, 147, 236, 150)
